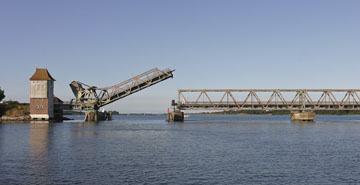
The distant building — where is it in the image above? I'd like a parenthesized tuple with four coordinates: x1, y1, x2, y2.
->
(54, 96, 64, 121)
(29, 68, 55, 120)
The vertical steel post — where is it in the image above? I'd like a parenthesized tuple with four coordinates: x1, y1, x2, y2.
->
(178, 89, 181, 104)
(299, 90, 306, 111)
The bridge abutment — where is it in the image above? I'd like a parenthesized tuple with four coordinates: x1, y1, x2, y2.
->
(290, 111, 316, 121)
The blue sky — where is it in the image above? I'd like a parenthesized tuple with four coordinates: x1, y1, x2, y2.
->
(1, 0, 359, 113)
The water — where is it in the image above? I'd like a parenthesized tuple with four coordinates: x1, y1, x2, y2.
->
(1, 115, 360, 184)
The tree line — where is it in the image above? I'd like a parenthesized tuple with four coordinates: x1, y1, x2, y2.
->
(0, 87, 4, 102)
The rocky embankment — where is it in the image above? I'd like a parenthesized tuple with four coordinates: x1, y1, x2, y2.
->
(0, 115, 30, 121)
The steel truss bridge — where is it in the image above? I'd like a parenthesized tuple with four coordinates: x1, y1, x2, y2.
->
(69, 68, 174, 110)
(177, 89, 360, 111)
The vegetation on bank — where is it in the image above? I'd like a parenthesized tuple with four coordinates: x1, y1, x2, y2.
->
(0, 89, 29, 118)
(0, 101, 29, 117)
(0, 88, 4, 102)
(198, 110, 360, 115)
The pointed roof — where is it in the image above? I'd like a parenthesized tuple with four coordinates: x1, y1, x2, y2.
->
(30, 68, 55, 81)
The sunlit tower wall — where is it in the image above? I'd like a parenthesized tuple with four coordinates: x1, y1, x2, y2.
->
(29, 68, 55, 120)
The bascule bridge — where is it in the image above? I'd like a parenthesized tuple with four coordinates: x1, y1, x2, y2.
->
(69, 68, 174, 121)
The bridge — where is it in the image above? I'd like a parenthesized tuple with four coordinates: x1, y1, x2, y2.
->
(68, 68, 174, 121)
(168, 89, 360, 121)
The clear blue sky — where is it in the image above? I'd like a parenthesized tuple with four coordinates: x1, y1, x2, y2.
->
(1, 0, 359, 113)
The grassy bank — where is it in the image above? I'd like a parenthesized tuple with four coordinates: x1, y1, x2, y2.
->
(0, 101, 29, 117)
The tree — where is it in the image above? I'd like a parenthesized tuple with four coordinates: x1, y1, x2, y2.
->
(0, 87, 5, 102)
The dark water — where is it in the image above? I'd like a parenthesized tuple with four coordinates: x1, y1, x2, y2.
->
(1, 115, 360, 184)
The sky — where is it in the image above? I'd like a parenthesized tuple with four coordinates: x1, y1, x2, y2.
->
(0, 0, 359, 113)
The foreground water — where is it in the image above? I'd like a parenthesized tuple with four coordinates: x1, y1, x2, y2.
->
(1, 115, 360, 184)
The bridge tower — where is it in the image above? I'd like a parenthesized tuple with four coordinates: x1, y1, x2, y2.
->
(29, 68, 55, 120)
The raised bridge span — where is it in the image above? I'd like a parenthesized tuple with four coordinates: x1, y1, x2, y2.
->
(168, 89, 360, 121)
(67, 68, 174, 121)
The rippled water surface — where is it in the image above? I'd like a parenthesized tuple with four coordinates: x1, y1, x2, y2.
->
(1, 115, 360, 184)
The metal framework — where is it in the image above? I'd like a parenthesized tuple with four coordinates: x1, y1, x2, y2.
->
(70, 68, 174, 110)
(177, 89, 360, 111)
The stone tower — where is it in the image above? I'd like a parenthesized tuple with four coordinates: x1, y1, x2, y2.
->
(29, 68, 55, 120)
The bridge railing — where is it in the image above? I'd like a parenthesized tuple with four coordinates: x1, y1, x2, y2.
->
(97, 68, 174, 107)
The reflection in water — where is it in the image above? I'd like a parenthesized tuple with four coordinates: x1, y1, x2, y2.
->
(29, 121, 51, 184)
(291, 120, 316, 128)
(1, 115, 360, 184)
(0, 125, 4, 152)
(75, 122, 99, 137)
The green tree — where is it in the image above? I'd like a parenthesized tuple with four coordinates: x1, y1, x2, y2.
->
(0, 87, 5, 102)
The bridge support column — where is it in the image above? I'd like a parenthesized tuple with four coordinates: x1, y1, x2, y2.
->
(84, 111, 107, 122)
(167, 110, 184, 122)
(291, 111, 316, 121)
(85, 111, 96, 122)
(107, 112, 112, 121)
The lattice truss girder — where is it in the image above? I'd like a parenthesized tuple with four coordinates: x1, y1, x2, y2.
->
(70, 68, 174, 110)
(177, 89, 360, 110)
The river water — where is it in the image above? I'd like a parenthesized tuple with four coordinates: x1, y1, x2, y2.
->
(1, 115, 360, 184)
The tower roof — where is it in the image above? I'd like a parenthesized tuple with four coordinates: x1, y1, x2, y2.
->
(30, 68, 56, 81)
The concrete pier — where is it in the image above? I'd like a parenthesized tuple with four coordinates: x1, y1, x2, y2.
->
(291, 111, 316, 121)
(85, 111, 99, 122)
(167, 111, 184, 122)
(84, 111, 113, 122)
(107, 112, 112, 121)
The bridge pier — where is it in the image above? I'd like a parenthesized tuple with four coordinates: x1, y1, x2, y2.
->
(107, 112, 112, 121)
(291, 111, 316, 121)
(167, 110, 184, 122)
(84, 111, 112, 122)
